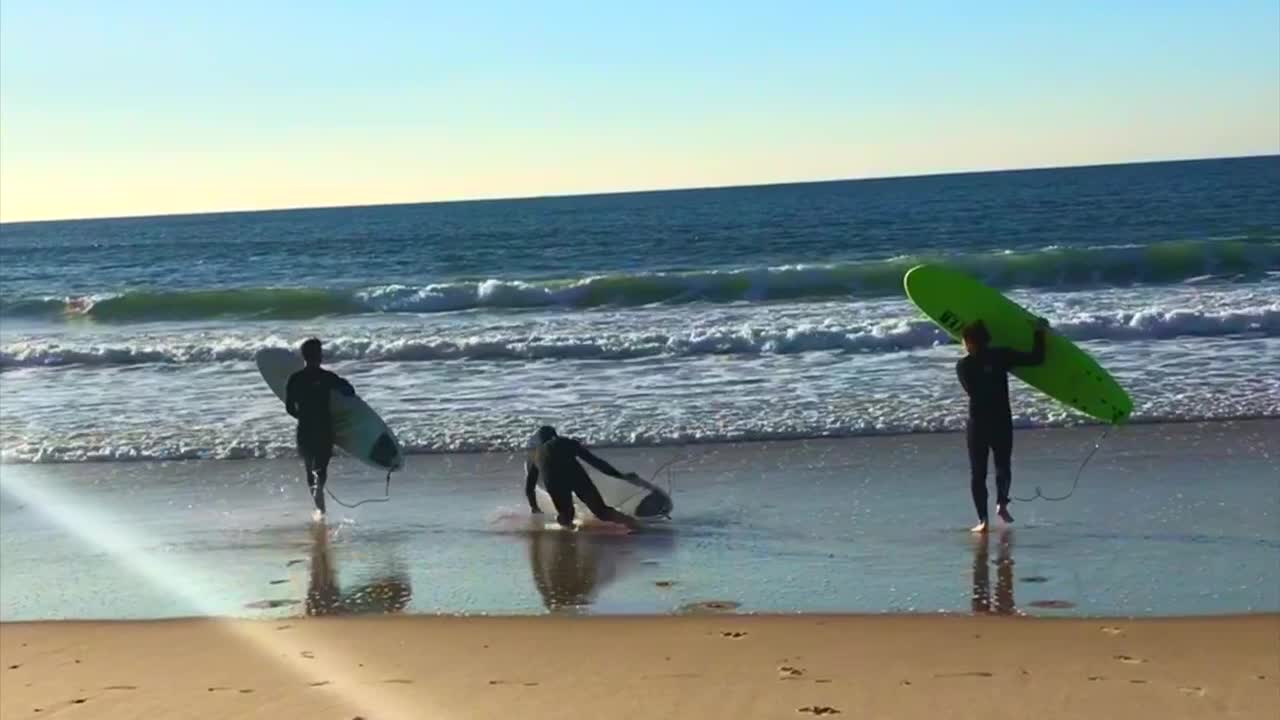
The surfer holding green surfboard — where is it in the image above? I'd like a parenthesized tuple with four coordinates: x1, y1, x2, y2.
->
(957, 318, 1048, 533)
(903, 263, 1133, 532)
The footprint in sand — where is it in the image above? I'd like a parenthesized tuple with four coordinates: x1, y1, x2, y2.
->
(1100, 626, 1124, 636)
(933, 671, 994, 678)
(276, 625, 293, 631)
(1113, 655, 1146, 665)
(1129, 679, 1148, 685)
(300, 651, 315, 660)
(383, 679, 414, 685)
(104, 685, 138, 691)
(1088, 676, 1106, 682)
(208, 687, 231, 692)
(71, 698, 87, 705)
(7, 664, 19, 670)
(797, 706, 841, 716)
(680, 600, 741, 614)
(238, 689, 254, 694)
(309, 681, 331, 688)
(778, 666, 806, 679)
(720, 631, 748, 639)
(1178, 686, 1206, 697)
(900, 680, 912, 687)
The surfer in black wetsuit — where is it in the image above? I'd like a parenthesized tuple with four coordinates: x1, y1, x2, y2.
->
(285, 338, 354, 517)
(525, 426, 643, 531)
(956, 318, 1048, 533)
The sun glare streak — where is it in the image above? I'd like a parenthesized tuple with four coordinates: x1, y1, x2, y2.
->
(0, 471, 437, 720)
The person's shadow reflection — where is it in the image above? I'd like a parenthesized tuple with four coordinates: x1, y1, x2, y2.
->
(305, 522, 413, 616)
(528, 526, 675, 613)
(971, 529, 1017, 616)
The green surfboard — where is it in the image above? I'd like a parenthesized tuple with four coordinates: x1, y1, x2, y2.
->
(903, 263, 1132, 424)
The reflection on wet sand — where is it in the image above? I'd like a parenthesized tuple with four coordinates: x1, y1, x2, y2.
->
(528, 526, 675, 613)
(305, 522, 412, 616)
(971, 529, 1016, 616)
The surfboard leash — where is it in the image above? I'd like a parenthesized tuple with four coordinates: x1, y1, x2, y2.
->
(1013, 424, 1115, 503)
(323, 470, 393, 509)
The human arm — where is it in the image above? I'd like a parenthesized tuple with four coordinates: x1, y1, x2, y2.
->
(573, 441, 629, 480)
(956, 357, 971, 394)
(285, 373, 301, 418)
(1003, 318, 1048, 368)
(525, 461, 541, 513)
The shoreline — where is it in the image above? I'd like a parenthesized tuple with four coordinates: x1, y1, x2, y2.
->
(3, 416, 1276, 466)
(3, 614, 1276, 719)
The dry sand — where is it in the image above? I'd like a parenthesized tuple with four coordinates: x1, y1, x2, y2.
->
(2, 614, 1276, 719)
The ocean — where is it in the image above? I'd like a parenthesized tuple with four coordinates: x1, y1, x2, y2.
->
(1, 156, 1278, 620)
(2, 156, 1277, 462)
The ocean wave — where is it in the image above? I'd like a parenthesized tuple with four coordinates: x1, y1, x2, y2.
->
(3, 304, 1275, 367)
(1, 238, 1275, 322)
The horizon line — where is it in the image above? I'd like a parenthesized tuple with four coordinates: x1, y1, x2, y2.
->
(3, 152, 1276, 226)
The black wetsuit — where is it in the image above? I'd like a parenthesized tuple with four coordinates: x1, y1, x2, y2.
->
(285, 366, 354, 512)
(956, 330, 1045, 521)
(525, 436, 630, 528)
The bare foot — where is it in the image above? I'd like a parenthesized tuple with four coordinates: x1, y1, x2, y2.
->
(971, 520, 989, 534)
(997, 506, 1014, 524)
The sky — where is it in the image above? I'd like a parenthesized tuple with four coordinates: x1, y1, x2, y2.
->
(1, 1, 1277, 222)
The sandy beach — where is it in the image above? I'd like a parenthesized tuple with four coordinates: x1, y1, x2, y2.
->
(2, 614, 1277, 719)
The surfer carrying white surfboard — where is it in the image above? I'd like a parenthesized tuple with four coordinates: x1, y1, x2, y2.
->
(285, 338, 355, 518)
(957, 318, 1048, 533)
(525, 426, 644, 531)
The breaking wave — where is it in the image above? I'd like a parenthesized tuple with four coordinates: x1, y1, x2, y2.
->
(1, 238, 1275, 323)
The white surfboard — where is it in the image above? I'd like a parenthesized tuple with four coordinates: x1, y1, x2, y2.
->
(255, 348, 404, 472)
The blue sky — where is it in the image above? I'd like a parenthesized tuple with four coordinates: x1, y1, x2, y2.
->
(2, 1, 1277, 221)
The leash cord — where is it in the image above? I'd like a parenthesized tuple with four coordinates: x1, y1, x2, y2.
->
(1013, 425, 1114, 502)
(323, 471, 393, 509)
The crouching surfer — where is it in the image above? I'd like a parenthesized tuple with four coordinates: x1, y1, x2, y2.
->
(524, 426, 646, 531)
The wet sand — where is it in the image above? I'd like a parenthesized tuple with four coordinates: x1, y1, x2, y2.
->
(2, 614, 1277, 719)
(4, 420, 1277, 620)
